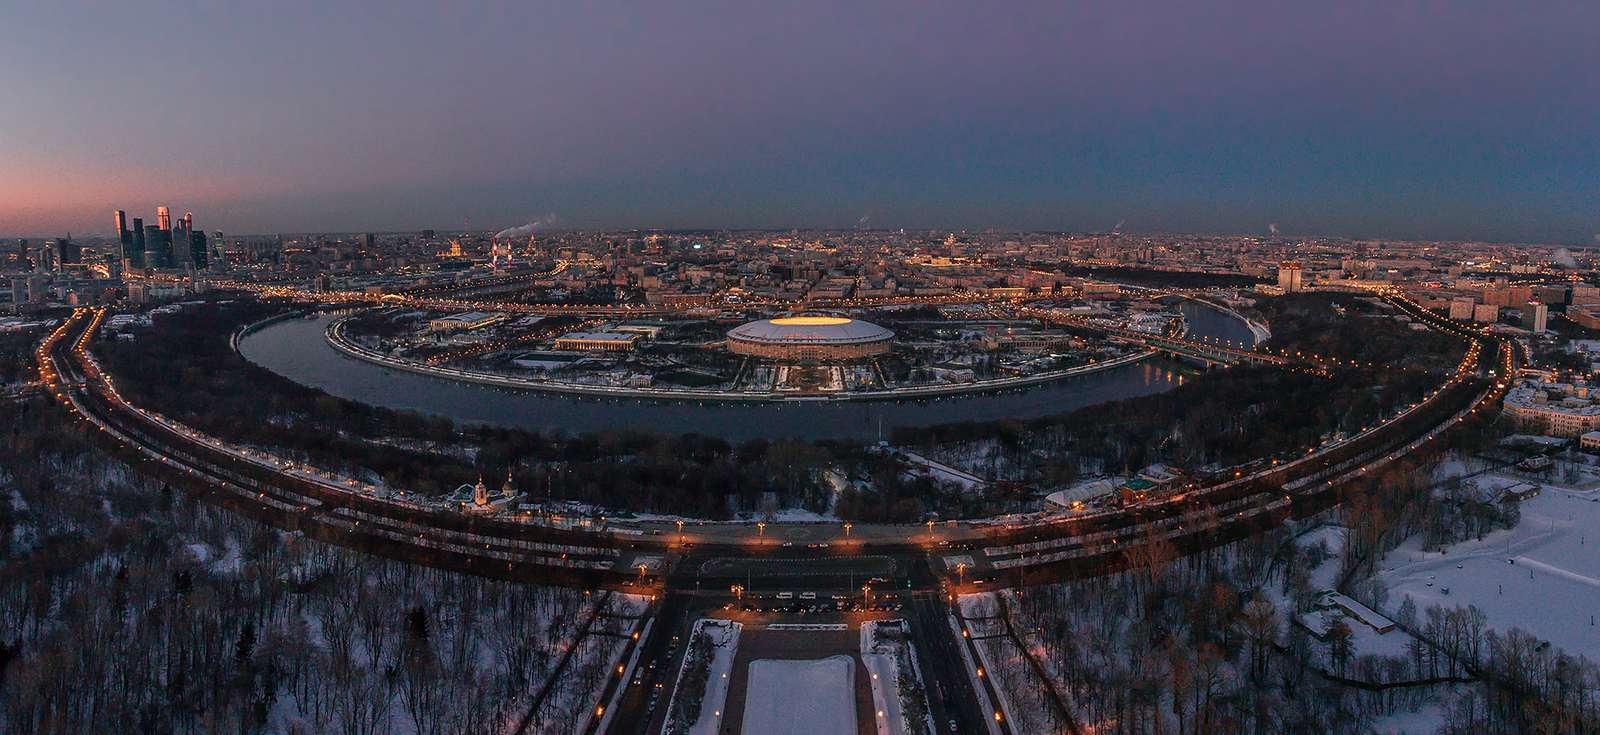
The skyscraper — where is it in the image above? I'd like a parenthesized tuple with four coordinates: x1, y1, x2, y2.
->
(54, 235, 81, 265)
(144, 224, 171, 269)
(172, 215, 192, 267)
(188, 229, 208, 269)
(130, 218, 145, 270)
(157, 206, 171, 231)
(115, 210, 135, 271)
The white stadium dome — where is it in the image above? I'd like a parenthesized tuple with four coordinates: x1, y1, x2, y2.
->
(726, 316, 895, 360)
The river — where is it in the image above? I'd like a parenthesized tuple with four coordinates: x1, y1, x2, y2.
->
(236, 300, 1258, 441)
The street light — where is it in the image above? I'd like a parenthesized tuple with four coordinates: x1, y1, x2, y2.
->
(757, 522, 765, 543)
(844, 522, 852, 539)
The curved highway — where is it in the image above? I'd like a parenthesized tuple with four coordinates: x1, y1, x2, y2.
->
(38, 294, 1515, 595)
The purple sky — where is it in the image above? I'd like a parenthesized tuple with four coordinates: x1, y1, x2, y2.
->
(2, 0, 1597, 242)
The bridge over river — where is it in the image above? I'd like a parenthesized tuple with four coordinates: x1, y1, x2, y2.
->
(39, 295, 1511, 596)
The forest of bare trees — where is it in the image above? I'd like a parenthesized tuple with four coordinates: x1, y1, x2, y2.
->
(0, 398, 633, 734)
(962, 444, 1600, 734)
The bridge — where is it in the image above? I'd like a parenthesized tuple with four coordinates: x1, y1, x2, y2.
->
(35, 294, 1514, 598)
(26, 291, 1517, 735)
(1020, 307, 1294, 367)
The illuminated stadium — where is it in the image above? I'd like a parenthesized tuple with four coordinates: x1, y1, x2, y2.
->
(726, 316, 896, 360)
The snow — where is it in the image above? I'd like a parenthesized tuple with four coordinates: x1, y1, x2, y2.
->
(1499, 433, 1566, 447)
(1379, 477, 1600, 662)
(1368, 694, 1458, 735)
(594, 618, 655, 735)
(898, 450, 986, 490)
(1295, 524, 1346, 590)
(740, 656, 858, 735)
(862, 621, 930, 735)
(769, 507, 835, 522)
(210, 537, 244, 575)
(184, 542, 212, 562)
(945, 614, 1003, 735)
(665, 619, 742, 735)
(957, 593, 1006, 638)
(1043, 479, 1115, 508)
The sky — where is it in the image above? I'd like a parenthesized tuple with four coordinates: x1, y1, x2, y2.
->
(1, 0, 1597, 243)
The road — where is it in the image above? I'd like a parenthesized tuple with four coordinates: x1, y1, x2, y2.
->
(29, 295, 1518, 735)
(37, 294, 1514, 595)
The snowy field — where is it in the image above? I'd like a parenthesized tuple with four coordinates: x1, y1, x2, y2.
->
(899, 449, 987, 490)
(740, 656, 858, 735)
(1379, 471, 1600, 662)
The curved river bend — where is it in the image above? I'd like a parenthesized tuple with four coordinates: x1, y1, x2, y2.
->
(237, 301, 1256, 441)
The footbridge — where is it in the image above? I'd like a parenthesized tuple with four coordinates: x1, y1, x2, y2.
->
(1022, 307, 1291, 367)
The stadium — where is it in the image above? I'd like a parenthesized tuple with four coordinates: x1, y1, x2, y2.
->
(725, 316, 895, 360)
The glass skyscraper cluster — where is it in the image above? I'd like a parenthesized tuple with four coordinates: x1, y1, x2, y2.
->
(115, 207, 209, 271)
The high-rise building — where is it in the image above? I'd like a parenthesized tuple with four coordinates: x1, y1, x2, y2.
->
(26, 276, 48, 303)
(1277, 261, 1303, 293)
(171, 213, 193, 267)
(188, 229, 208, 269)
(54, 235, 81, 265)
(32, 241, 53, 272)
(211, 231, 225, 264)
(130, 219, 145, 269)
(1530, 302, 1549, 333)
(157, 206, 171, 231)
(144, 224, 172, 269)
(115, 210, 136, 271)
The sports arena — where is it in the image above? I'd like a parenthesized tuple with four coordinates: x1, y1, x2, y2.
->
(725, 316, 895, 360)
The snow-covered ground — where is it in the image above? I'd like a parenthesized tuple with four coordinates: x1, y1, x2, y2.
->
(664, 618, 742, 735)
(1379, 472, 1600, 662)
(862, 620, 932, 735)
(956, 593, 1069, 735)
(741, 656, 858, 735)
(899, 449, 987, 490)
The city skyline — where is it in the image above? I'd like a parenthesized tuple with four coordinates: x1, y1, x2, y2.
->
(3, 1, 1598, 243)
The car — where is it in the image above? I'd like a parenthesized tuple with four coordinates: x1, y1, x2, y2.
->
(949, 719, 959, 732)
